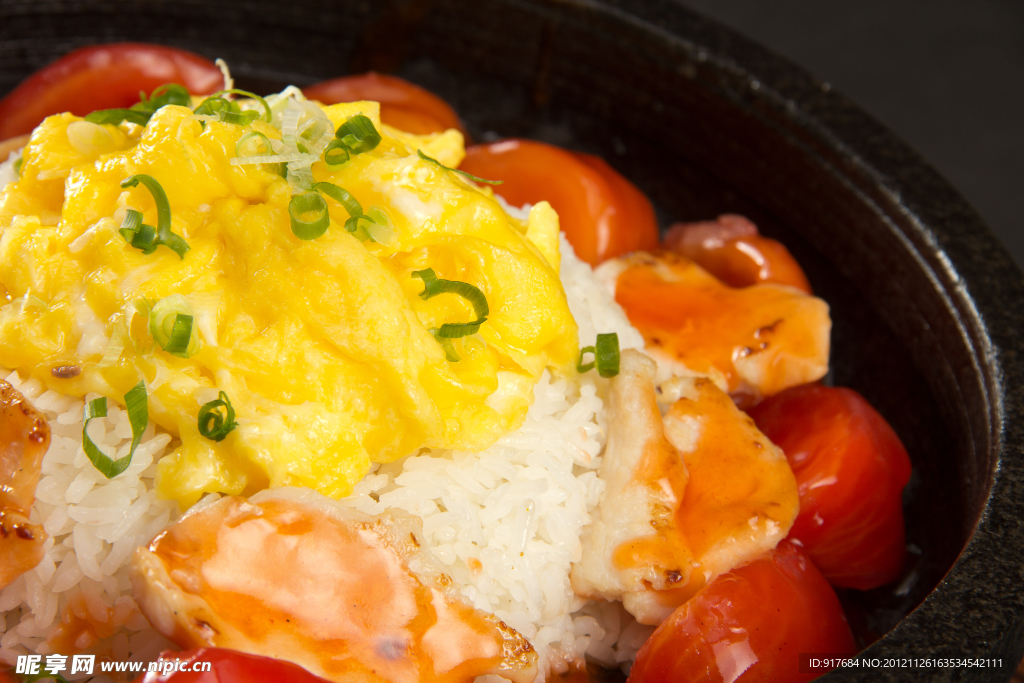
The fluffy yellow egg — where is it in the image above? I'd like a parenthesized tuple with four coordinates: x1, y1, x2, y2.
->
(0, 96, 578, 507)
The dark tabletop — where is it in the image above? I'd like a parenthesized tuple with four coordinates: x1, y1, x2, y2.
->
(678, 0, 1024, 271)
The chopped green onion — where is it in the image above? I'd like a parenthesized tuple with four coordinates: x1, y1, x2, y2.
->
(82, 380, 148, 479)
(12, 156, 22, 178)
(140, 83, 192, 110)
(214, 89, 273, 123)
(312, 181, 362, 218)
(335, 115, 381, 155)
(323, 139, 351, 168)
(85, 83, 192, 127)
(577, 332, 620, 377)
(192, 96, 232, 117)
(198, 391, 238, 441)
(134, 297, 154, 318)
(417, 149, 503, 185)
(85, 108, 152, 126)
(289, 192, 330, 240)
(363, 206, 396, 245)
(412, 268, 489, 340)
(149, 294, 199, 358)
(429, 329, 461, 362)
(219, 109, 259, 126)
(120, 175, 190, 259)
(344, 215, 373, 241)
(235, 131, 274, 158)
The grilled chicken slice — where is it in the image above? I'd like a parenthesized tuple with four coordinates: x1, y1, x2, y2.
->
(0, 379, 50, 589)
(597, 251, 830, 406)
(571, 350, 799, 625)
(131, 488, 538, 683)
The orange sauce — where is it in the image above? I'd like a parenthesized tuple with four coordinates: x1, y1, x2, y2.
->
(614, 252, 828, 401)
(147, 497, 531, 683)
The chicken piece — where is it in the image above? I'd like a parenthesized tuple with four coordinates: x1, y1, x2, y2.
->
(597, 251, 830, 405)
(0, 379, 50, 589)
(131, 488, 538, 683)
(571, 350, 798, 625)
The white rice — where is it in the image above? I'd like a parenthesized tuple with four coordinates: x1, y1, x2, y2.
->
(0, 373, 178, 680)
(0, 227, 652, 679)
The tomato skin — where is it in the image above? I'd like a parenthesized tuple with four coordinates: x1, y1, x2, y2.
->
(460, 139, 660, 265)
(748, 385, 912, 590)
(664, 214, 812, 293)
(0, 43, 223, 140)
(628, 541, 855, 683)
(303, 72, 463, 135)
(131, 648, 332, 683)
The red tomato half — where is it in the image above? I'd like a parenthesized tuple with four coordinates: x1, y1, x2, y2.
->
(132, 648, 331, 683)
(0, 43, 223, 140)
(459, 139, 660, 265)
(663, 214, 813, 293)
(303, 72, 464, 135)
(628, 541, 855, 683)
(748, 384, 912, 590)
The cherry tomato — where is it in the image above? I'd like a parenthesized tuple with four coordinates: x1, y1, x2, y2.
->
(131, 648, 331, 683)
(663, 214, 812, 293)
(459, 139, 660, 265)
(747, 384, 912, 590)
(628, 541, 855, 683)
(303, 72, 463, 135)
(0, 43, 223, 140)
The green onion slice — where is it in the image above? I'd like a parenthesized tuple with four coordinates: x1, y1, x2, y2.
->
(412, 268, 489, 339)
(120, 175, 190, 259)
(86, 83, 192, 127)
(198, 391, 238, 442)
(335, 115, 381, 155)
(363, 206, 397, 245)
(429, 329, 461, 362)
(214, 89, 273, 123)
(149, 294, 199, 357)
(312, 181, 362, 218)
(323, 139, 351, 168)
(84, 108, 152, 126)
(344, 215, 373, 241)
(82, 380, 148, 479)
(577, 332, 620, 377)
(235, 131, 274, 158)
(140, 83, 192, 110)
(289, 192, 330, 240)
(193, 96, 232, 117)
(219, 110, 259, 126)
(417, 149, 503, 185)
(13, 156, 23, 179)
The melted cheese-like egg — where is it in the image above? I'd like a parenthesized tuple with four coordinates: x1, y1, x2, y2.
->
(0, 100, 578, 507)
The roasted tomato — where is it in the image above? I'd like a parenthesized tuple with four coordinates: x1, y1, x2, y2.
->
(628, 541, 855, 683)
(459, 139, 660, 265)
(663, 214, 812, 293)
(132, 648, 332, 683)
(303, 72, 463, 135)
(0, 43, 223, 140)
(748, 384, 912, 590)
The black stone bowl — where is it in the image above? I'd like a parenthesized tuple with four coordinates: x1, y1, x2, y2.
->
(2, 1, 1023, 680)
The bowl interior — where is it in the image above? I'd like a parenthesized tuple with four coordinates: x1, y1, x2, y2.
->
(1, 0, 1017, 678)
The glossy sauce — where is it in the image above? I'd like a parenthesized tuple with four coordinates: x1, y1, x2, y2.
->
(613, 252, 829, 403)
(0, 379, 49, 589)
(137, 496, 535, 683)
(612, 377, 798, 610)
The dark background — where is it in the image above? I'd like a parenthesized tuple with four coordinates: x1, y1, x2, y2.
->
(677, 0, 1024, 271)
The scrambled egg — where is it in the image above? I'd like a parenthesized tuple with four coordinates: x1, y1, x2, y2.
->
(0, 98, 579, 507)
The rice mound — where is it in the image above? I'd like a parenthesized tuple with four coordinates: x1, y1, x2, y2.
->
(0, 232, 653, 681)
